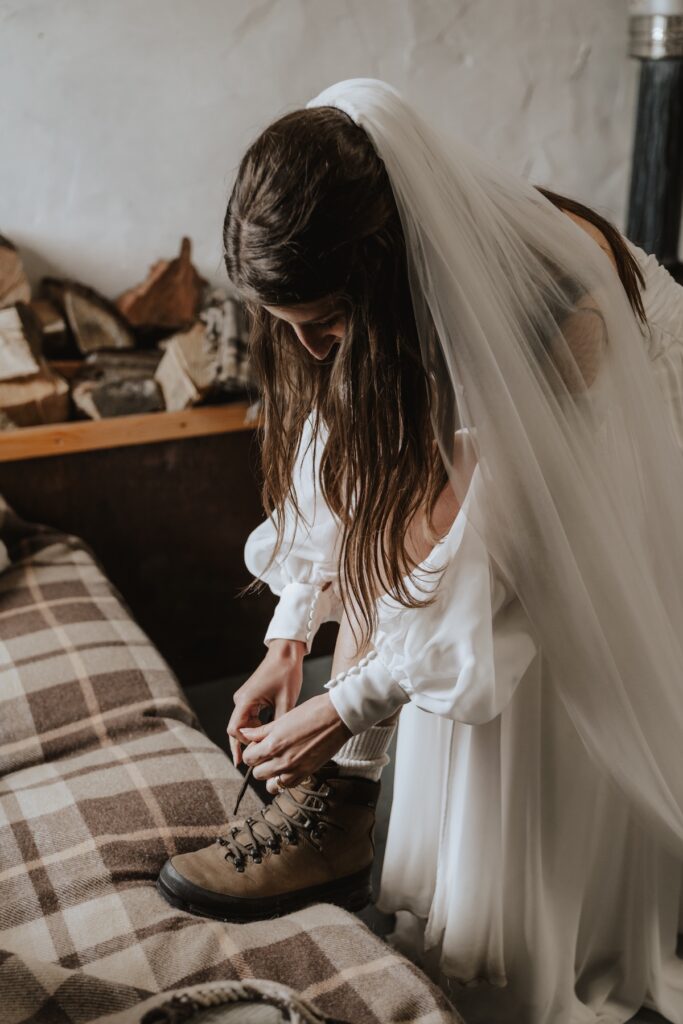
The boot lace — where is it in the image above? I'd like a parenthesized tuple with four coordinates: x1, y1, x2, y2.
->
(216, 782, 343, 871)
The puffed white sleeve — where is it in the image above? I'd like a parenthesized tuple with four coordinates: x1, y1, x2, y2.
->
(244, 414, 344, 654)
(324, 465, 539, 734)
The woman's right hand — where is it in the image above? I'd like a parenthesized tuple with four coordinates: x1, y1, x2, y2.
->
(227, 638, 306, 766)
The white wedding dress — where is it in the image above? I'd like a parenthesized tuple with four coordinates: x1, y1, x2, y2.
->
(243, 238, 683, 1024)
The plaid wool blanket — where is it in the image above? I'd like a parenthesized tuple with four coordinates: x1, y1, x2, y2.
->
(0, 497, 460, 1024)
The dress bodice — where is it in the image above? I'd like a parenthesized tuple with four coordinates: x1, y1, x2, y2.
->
(626, 240, 683, 356)
(626, 238, 683, 450)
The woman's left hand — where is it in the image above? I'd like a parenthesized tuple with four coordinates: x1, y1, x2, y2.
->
(241, 693, 352, 795)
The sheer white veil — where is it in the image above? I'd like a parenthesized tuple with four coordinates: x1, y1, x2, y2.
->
(306, 78, 683, 856)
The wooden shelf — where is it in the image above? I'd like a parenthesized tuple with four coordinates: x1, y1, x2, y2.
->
(0, 402, 260, 463)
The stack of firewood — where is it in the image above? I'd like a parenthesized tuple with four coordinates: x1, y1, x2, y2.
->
(0, 234, 256, 429)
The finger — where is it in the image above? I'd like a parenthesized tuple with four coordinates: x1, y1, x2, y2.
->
(234, 718, 262, 746)
(251, 758, 303, 784)
(227, 706, 262, 742)
(242, 738, 271, 767)
(251, 757, 285, 782)
(228, 709, 262, 731)
(228, 714, 260, 766)
(240, 726, 274, 764)
(240, 724, 268, 743)
(265, 770, 304, 795)
(279, 771, 305, 789)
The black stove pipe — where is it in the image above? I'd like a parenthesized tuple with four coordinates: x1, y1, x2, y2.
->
(626, 1, 683, 282)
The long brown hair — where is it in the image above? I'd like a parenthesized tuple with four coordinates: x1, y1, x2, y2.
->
(224, 106, 647, 654)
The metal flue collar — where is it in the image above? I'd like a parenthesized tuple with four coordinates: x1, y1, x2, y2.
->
(629, 1, 683, 58)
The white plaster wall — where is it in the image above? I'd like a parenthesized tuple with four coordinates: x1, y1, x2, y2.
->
(0, 0, 639, 297)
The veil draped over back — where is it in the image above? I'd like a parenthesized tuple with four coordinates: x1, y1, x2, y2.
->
(306, 79, 683, 856)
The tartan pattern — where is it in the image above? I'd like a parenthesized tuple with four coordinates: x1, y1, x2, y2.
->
(0, 497, 459, 1024)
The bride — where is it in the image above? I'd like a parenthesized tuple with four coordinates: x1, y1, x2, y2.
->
(158, 79, 683, 1024)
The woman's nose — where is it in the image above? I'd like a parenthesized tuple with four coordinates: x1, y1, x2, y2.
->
(292, 324, 340, 358)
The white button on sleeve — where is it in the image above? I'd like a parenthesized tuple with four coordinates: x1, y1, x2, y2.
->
(263, 580, 340, 653)
(324, 648, 410, 735)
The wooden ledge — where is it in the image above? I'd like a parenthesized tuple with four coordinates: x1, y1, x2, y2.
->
(0, 402, 260, 463)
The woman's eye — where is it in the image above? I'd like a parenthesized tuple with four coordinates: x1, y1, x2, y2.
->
(318, 316, 341, 328)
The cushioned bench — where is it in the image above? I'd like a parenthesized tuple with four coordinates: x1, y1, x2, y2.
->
(0, 496, 460, 1024)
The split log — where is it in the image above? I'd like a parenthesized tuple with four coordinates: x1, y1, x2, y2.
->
(155, 294, 255, 411)
(42, 278, 135, 356)
(72, 378, 164, 420)
(0, 306, 41, 381)
(116, 237, 208, 338)
(0, 235, 30, 309)
(200, 290, 255, 398)
(154, 322, 212, 411)
(0, 358, 69, 427)
(27, 298, 74, 359)
(71, 349, 164, 419)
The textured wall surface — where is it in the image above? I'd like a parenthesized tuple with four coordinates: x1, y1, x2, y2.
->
(1, 0, 641, 296)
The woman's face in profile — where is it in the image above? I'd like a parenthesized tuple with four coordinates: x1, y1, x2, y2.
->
(263, 295, 347, 361)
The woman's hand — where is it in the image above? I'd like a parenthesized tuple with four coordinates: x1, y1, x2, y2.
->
(241, 693, 352, 794)
(227, 639, 306, 766)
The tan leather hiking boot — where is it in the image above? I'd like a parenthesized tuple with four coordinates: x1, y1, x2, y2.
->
(157, 762, 380, 921)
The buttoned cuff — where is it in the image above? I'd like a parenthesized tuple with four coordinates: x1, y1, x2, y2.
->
(264, 581, 339, 655)
(325, 649, 411, 735)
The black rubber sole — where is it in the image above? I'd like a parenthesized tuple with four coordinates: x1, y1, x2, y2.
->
(157, 860, 373, 922)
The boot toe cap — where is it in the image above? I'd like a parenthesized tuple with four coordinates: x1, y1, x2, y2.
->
(168, 845, 224, 890)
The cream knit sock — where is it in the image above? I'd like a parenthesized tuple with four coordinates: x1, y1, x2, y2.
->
(332, 722, 397, 782)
